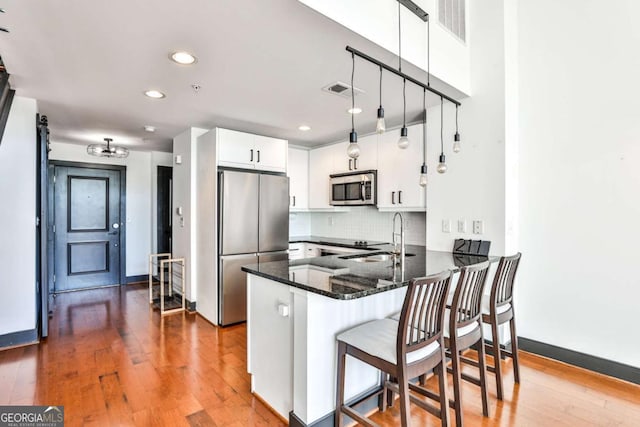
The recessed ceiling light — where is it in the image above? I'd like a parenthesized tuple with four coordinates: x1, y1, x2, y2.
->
(170, 51, 197, 65)
(298, 125, 311, 131)
(347, 107, 362, 114)
(144, 125, 156, 133)
(144, 90, 165, 99)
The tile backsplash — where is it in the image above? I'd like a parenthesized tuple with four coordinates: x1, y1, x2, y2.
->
(291, 207, 425, 245)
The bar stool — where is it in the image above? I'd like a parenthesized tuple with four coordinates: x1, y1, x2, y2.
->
(445, 261, 491, 427)
(335, 271, 453, 427)
(481, 253, 522, 400)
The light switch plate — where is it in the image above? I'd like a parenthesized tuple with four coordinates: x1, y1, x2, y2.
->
(473, 220, 483, 234)
(458, 220, 467, 233)
(442, 219, 451, 233)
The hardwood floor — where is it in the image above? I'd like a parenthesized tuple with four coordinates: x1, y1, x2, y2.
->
(1, 284, 639, 426)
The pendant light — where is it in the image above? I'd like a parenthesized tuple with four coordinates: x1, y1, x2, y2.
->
(453, 104, 461, 153)
(419, 88, 428, 187)
(347, 52, 360, 159)
(87, 137, 129, 158)
(376, 66, 386, 134)
(437, 97, 447, 173)
(398, 79, 410, 149)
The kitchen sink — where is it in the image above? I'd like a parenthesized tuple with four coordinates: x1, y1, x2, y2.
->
(340, 251, 416, 263)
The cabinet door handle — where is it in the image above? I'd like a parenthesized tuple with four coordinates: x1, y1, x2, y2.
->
(349, 159, 353, 170)
(392, 191, 396, 204)
(257, 150, 260, 163)
(354, 159, 358, 170)
(398, 190, 402, 204)
(293, 195, 296, 207)
(250, 149, 254, 162)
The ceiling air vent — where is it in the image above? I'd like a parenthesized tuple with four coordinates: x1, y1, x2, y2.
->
(439, 0, 466, 43)
(322, 81, 365, 98)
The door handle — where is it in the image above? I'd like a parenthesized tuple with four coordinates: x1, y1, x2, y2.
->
(257, 150, 260, 163)
(250, 149, 254, 162)
(293, 195, 296, 207)
(398, 190, 402, 204)
(354, 159, 358, 170)
(392, 191, 396, 204)
(349, 159, 353, 170)
(361, 182, 366, 201)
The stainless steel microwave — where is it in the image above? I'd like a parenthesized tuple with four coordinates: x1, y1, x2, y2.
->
(329, 170, 377, 206)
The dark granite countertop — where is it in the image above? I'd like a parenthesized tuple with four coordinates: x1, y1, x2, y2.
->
(242, 244, 497, 300)
(289, 235, 387, 250)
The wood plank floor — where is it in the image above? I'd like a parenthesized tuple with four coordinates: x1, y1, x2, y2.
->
(1, 284, 639, 426)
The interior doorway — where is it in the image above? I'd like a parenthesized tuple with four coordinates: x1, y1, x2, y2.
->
(49, 161, 126, 293)
(157, 166, 172, 254)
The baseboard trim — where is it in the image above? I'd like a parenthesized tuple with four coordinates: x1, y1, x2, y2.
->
(125, 275, 147, 284)
(0, 328, 38, 350)
(519, 337, 640, 385)
(289, 385, 381, 427)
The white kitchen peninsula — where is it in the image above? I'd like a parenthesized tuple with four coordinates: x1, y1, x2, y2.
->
(243, 247, 494, 425)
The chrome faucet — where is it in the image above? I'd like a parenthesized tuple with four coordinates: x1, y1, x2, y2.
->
(392, 212, 405, 270)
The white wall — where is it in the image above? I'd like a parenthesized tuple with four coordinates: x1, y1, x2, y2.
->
(516, 0, 640, 367)
(290, 212, 311, 237)
(172, 127, 208, 303)
(425, 0, 507, 256)
(299, 0, 471, 94)
(49, 142, 171, 277)
(309, 208, 426, 245)
(0, 96, 38, 336)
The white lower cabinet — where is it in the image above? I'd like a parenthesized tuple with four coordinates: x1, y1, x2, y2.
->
(377, 124, 425, 211)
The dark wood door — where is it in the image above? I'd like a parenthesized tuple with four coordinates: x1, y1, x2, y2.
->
(157, 166, 172, 254)
(53, 166, 122, 291)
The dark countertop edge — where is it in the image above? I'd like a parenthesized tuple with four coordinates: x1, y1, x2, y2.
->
(288, 236, 388, 250)
(241, 266, 408, 300)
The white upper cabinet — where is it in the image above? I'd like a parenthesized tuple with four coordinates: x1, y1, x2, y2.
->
(330, 135, 378, 173)
(308, 145, 335, 209)
(288, 147, 309, 210)
(254, 135, 287, 172)
(377, 124, 425, 211)
(217, 128, 287, 173)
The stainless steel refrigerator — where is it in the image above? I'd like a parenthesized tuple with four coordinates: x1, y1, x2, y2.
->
(218, 169, 289, 326)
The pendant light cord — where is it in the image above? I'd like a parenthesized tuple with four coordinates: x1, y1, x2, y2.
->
(403, 79, 407, 126)
(398, 1, 402, 72)
(351, 52, 355, 131)
(427, 14, 430, 86)
(440, 97, 444, 154)
(423, 88, 427, 163)
(379, 66, 383, 106)
(455, 104, 459, 133)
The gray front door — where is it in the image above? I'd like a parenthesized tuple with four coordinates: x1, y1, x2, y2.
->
(53, 165, 122, 291)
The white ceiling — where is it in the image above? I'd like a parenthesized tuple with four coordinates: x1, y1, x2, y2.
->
(0, 0, 465, 152)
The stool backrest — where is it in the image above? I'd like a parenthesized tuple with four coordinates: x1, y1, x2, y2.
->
(397, 270, 452, 358)
(490, 252, 522, 309)
(451, 261, 490, 330)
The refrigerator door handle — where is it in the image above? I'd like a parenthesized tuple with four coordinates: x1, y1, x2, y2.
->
(218, 171, 224, 251)
(250, 149, 254, 162)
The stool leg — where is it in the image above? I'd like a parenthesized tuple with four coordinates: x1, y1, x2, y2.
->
(379, 371, 387, 412)
(510, 317, 521, 383)
(335, 341, 347, 427)
(387, 376, 396, 408)
(437, 347, 450, 427)
(490, 316, 504, 400)
(450, 340, 464, 427)
(477, 332, 491, 417)
(397, 366, 412, 427)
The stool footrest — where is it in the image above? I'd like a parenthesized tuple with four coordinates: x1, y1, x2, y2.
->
(385, 381, 444, 419)
(340, 406, 380, 427)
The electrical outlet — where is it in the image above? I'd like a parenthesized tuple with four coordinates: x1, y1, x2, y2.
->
(473, 220, 483, 234)
(458, 219, 467, 233)
(442, 219, 451, 233)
